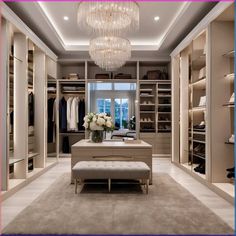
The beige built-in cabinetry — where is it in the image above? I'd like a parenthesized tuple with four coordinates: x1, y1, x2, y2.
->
(1, 4, 172, 198)
(1, 6, 58, 199)
(56, 60, 172, 157)
(171, 2, 234, 203)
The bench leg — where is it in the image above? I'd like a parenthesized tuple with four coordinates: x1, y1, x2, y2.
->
(146, 179, 149, 194)
(75, 179, 78, 194)
(108, 179, 111, 193)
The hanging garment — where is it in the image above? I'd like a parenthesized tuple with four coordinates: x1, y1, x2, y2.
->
(66, 97, 73, 130)
(28, 92, 34, 126)
(70, 97, 79, 131)
(59, 97, 67, 132)
(78, 99, 85, 130)
(48, 98, 55, 143)
(62, 136, 70, 153)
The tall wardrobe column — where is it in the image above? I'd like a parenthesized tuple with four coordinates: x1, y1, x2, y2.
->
(179, 50, 190, 164)
(13, 33, 28, 178)
(34, 47, 46, 168)
(1, 18, 9, 190)
(171, 56, 180, 163)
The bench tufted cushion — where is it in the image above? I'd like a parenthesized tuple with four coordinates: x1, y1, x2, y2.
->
(72, 161, 150, 180)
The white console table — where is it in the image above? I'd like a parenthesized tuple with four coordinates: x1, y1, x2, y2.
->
(71, 139, 153, 184)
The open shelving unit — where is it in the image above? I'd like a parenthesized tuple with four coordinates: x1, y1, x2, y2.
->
(171, 3, 235, 204)
(57, 61, 86, 157)
(138, 61, 171, 155)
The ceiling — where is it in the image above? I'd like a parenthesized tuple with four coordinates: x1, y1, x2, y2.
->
(5, 1, 217, 59)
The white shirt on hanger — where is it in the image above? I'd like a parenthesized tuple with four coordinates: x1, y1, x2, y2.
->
(67, 97, 73, 130)
(70, 97, 79, 131)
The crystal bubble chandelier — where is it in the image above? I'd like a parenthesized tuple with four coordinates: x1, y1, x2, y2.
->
(78, 1, 139, 36)
(89, 36, 131, 71)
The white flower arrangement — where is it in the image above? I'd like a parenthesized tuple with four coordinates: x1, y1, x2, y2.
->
(83, 112, 114, 131)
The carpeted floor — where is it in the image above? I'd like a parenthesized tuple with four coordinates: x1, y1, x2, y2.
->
(3, 173, 234, 235)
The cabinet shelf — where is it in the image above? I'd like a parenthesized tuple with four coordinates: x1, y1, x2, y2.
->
(140, 95, 155, 97)
(28, 153, 39, 159)
(140, 104, 155, 106)
(61, 90, 85, 94)
(191, 106, 206, 111)
(140, 121, 154, 123)
(140, 111, 155, 114)
(140, 89, 153, 92)
(223, 103, 234, 108)
(88, 79, 137, 83)
(158, 104, 171, 106)
(158, 89, 171, 92)
(139, 80, 170, 84)
(190, 77, 206, 89)
(158, 112, 171, 114)
(225, 141, 234, 145)
(158, 95, 171, 98)
(193, 139, 206, 144)
(58, 79, 86, 84)
(9, 158, 24, 165)
(192, 153, 205, 160)
(192, 130, 206, 135)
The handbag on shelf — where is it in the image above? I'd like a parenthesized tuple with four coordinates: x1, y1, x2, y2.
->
(147, 70, 162, 80)
(160, 70, 169, 80)
(95, 74, 110, 80)
(114, 73, 132, 80)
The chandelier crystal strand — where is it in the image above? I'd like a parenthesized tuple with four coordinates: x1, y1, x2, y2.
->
(89, 36, 131, 71)
(78, 1, 139, 36)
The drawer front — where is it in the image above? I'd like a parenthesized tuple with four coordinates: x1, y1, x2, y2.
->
(72, 148, 152, 158)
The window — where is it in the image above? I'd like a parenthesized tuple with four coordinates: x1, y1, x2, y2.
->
(115, 98, 129, 129)
(91, 83, 136, 129)
(96, 98, 111, 115)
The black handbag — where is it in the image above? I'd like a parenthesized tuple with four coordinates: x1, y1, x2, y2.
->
(160, 70, 169, 80)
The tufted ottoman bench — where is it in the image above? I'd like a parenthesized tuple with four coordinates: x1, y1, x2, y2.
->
(72, 161, 150, 194)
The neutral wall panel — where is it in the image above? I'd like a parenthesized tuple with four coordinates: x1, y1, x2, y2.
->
(180, 50, 190, 164)
(1, 18, 8, 190)
(171, 56, 180, 163)
(34, 48, 46, 168)
(13, 33, 27, 178)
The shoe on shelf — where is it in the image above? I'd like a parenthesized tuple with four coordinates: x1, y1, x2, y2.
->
(198, 95, 206, 107)
(147, 118, 152, 122)
(194, 162, 205, 174)
(228, 134, 235, 143)
(193, 144, 202, 152)
(193, 121, 205, 130)
(144, 118, 148, 122)
(227, 172, 235, 179)
(165, 125, 171, 130)
(226, 167, 234, 172)
(229, 92, 234, 104)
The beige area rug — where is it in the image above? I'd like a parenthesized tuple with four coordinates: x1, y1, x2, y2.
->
(3, 173, 234, 235)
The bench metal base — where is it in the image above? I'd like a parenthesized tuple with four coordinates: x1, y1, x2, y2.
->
(75, 179, 149, 194)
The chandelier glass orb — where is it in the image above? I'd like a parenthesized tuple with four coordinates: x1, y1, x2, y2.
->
(78, 1, 139, 36)
(89, 36, 131, 71)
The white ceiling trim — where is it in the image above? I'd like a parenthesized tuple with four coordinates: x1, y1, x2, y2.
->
(1, 2, 57, 60)
(37, 1, 190, 52)
(170, 2, 233, 57)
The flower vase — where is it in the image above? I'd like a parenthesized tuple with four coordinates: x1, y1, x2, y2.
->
(91, 130, 103, 143)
